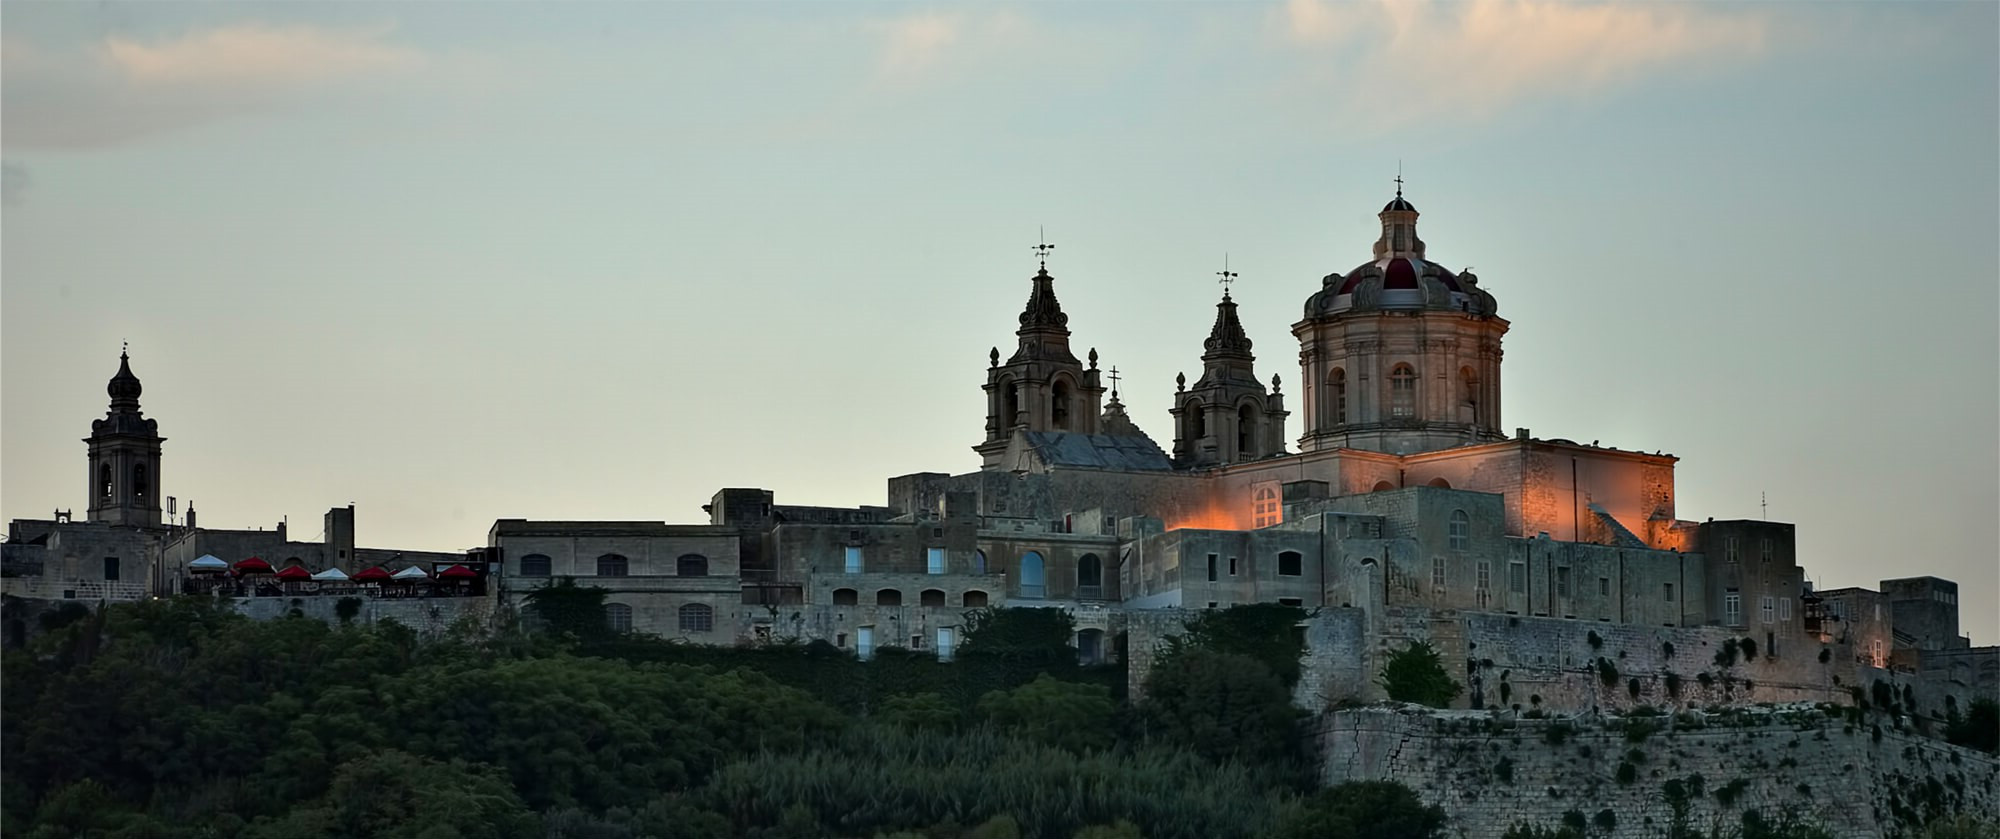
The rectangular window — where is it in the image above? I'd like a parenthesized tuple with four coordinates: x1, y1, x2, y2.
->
(1779, 597, 1792, 622)
(1476, 562, 1491, 591)
(936, 627, 956, 662)
(1228, 557, 1238, 576)
(1556, 567, 1570, 598)
(1599, 577, 1611, 597)
(1726, 537, 1739, 563)
(857, 626, 874, 661)
(596, 556, 628, 577)
(1207, 554, 1218, 582)
(1663, 582, 1675, 602)
(1761, 595, 1775, 625)
(1725, 590, 1742, 627)
(1760, 538, 1773, 563)
(1278, 552, 1304, 577)
(927, 547, 946, 575)
(103, 557, 119, 581)
(1278, 597, 1303, 607)
(844, 546, 863, 574)
(1432, 557, 1446, 592)
(1507, 562, 1525, 594)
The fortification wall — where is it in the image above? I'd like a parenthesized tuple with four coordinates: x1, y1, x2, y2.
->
(1320, 706, 2000, 839)
(232, 594, 498, 639)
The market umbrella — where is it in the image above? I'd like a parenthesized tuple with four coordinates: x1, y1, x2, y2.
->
(354, 566, 392, 582)
(391, 566, 430, 580)
(274, 565, 311, 581)
(234, 557, 274, 574)
(437, 564, 477, 579)
(310, 567, 351, 581)
(189, 555, 229, 573)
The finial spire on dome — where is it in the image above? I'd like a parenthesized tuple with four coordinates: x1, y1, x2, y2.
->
(107, 344, 143, 412)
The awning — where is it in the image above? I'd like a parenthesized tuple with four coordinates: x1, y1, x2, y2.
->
(235, 557, 274, 573)
(354, 566, 393, 582)
(274, 565, 312, 581)
(437, 564, 477, 579)
(310, 567, 351, 581)
(190, 555, 229, 572)
(391, 566, 430, 580)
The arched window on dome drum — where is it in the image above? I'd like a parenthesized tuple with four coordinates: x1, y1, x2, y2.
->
(1329, 368, 1347, 425)
(1051, 379, 1072, 430)
(1237, 404, 1256, 457)
(678, 603, 713, 633)
(1459, 366, 1480, 424)
(1390, 364, 1418, 418)
(133, 464, 149, 505)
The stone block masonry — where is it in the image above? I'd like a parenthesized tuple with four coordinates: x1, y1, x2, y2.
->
(1319, 705, 1999, 839)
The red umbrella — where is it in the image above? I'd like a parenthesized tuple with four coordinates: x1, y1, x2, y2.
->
(274, 565, 311, 581)
(438, 564, 477, 579)
(235, 557, 274, 574)
(353, 566, 392, 582)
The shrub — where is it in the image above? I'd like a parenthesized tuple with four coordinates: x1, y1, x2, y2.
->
(979, 675, 1115, 753)
(1494, 756, 1514, 783)
(1596, 657, 1619, 688)
(1665, 672, 1683, 698)
(1502, 825, 1581, 839)
(334, 597, 363, 624)
(1587, 630, 1603, 650)
(1162, 603, 1310, 687)
(1740, 637, 1758, 662)
(1378, 642, 1462, 708)
(1615, 762, 1637, 784)
(1944, 698, 1998, 753)
(1143, 649, 1300, 766)
(1628, 678, 1642, 700)
(1662, 641, 1676, 659)
(1594, 809, 1617, 831)
(1273, 781, 1446, 839)
(1818, 647, 1832, 664)
(1715, 778, 1750, 807)
(1715, 639, 1740, 668)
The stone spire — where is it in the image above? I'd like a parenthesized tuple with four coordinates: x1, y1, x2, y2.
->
(1201, 290, 1253, 361)
(107, 347, 143, 413)
(1017, 266, 1070, 332)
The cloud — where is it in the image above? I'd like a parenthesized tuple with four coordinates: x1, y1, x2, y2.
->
(864, 9, 1025, 81)
(1274, 0, 1768, 127)
(4, 24, 425, 149)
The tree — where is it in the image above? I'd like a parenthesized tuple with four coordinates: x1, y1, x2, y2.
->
(960, 608, 1077, 663)
(979, 674, 1115, 753)
(1944, 698, 1998, 754)
(878, 692, 959, 732)
(1159, 604, 1310, 687)
(1377, 642, 1461, 708)
(1143, 649, 1300, 765)
(242, 750, 541, 839)
(1272, 781, 1445, 839)
(521, 578, 611, 641)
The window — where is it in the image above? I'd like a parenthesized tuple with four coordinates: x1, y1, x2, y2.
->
(1207, 554, 1218, 583)
(927, 547, 947, 575)
(520, 554, 552, 577)
(974, 550, 988, 574)
(876, 589, 903, 606)
(1459, 367, 1479, 422)
(936, 627, 956, 662)
(606, 603, 633, 633)
(1237, 404, 1256, 456)
(1663, 582, 1675, 602)
(1726, 537, 1739, 563)
(103, 557, 120, 581)
(133, 465, 149, 504)
(963, 590, 989, 608)
(1252, 486, 1281, 528)
(1189, 399, 1207, 439)
(677, 554, 709, 577)
(1077, 554, 1103, 600)
(1778, 598, 1791, 622)
(1018, 552, 1045, 599)
(1760, 538, 1773, 563)
(1078, 629, 1106, 665)
(1761, 595, 1775, 625)
(1869, 639, 1883, 667)
(911, 634, 925, 649)
(1508, 562, 1525, 594)
(1725, 590, 1743, 627)
(920, 589, 946, 607)
(1448, 510, 1470, 550)
(1278, 551, 1303, 577)
(1278, 597, 1303, 607)
(1431, 557, 1446, 591)
(833, 588, 858, 606)
(596, 554, 629, 577)
(678, 603, 713, 633)
(1051, 379, 1072, 430)
(1600, 577, 1611, 597)
(1477, 562, 1491, 591)
(1228, 556, 1239, 576)
(1556, 567, 1570, 598)
(1330, 368, 1347, 425)
(99, 463, 113, 499)
(857, 626, 875, 661)
(1390, 364, 1417, 418)
(844, 546, 863, 574)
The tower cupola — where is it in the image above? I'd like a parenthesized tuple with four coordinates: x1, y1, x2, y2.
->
(1171, 262, 1288, 467)
(86, 347, 166, 528)
(974, 237, 1106, 468)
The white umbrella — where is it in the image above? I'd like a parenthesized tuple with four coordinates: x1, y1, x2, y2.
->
(391, 566, 430, 580)
(310, 567, 351, 581)
(189, 555, 228, 572)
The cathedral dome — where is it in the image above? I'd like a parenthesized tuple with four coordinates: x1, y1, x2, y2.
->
(1382, 195, 1416, 213)
(1305, 258, 1496, 317)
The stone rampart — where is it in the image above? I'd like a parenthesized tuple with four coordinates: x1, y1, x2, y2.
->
(1319, 705, 1999, 839)
(231, 594, 499, 639)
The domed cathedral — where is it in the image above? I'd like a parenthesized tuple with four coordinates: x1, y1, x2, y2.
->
(88, 349, 166, 528)
(973, 257, 1109, 470)
(1295, 186, 1507, 456)
(1170, 282, 1289, 468)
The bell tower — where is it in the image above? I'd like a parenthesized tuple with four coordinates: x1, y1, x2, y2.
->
(975, 239, 1105, 469)
(86, 348, 165, 528)
(1171, 267, 1288, 467)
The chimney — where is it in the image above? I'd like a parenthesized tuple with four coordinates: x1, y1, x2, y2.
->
(185, 503, 197, 530)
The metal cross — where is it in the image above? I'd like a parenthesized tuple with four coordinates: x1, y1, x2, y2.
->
(1108, 366, 1121, 396)
(1394, 166, 1405, 197)
(1216, 254, 1237, 296)
(1033, 226, 1055, 269)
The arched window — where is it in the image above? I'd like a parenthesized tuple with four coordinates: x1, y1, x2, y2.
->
(1018, 552, 1045, 599)
(677, 554, 709, 577)
(1449, 510, 1470, 551)
(519, 554, 552, 577)
(133, 464, 149, 505)
(1051, 378, 1072, 430)
(678, 603, 713, 633)
(1003, 380, 1021, 429)
(876, 588, 903, 606)
(605, 603, 633, 633)
(1427, 477, 1452, 489)
(1372, 480, 1396, 492)
(99, 463, 113, 500)
(963, 590, 989, 608)
(1076, 554, 1103, 600)
(1278, 551, 1304, 577)
(1237, 404, 1256, 457)
(1390, 364, 1417, 418)
(1459, 366, 1480, 422)
(1252, 486, 1281, 528)
(1190, 400, 1207, 439)
(974, 550, 988, 574)
(920, 588, 947, 607)
(596, 554, 629, 577)
(1330, 368, 1348, 425)
(1077, 628, 1106, 665)
(832, 588, 858, 606)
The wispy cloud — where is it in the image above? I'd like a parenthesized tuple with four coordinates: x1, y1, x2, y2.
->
(1274, 0, 1769, 127)
(4, 23, 426, 149)
(864, 9, 1027, 82)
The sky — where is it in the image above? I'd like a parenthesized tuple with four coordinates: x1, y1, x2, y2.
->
(3, 2, 1994, 642)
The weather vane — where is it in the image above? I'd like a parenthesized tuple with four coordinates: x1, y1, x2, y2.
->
(1216, 254, 1237, 297)
(1033, 226, 1055, 270)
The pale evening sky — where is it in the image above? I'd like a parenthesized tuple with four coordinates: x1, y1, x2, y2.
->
(2, 2, 1994, 642)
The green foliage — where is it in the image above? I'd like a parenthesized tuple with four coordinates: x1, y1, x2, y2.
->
(1738, 808, 1837, 839)
(333, 596, 363, 624)
(879, 692, 960, 732)
(1739, 637, 1758, 662)
(1073, 820, 1146, 839)
(1615, 761, 1638, 784)
(1663, 641, 1676, 659)
(1272, 781, 1446, 839)
(1666, 672, 1684, 698)
(1818, 647, 1832, 664)
(1587, 630, 1604, 649)
(961, 607, 1076, 663)
(522, 577, 612, 641)
(1595, 809, 1617, 831)
(36, 602, 89, 632)
(240, 749, 540, 839)
(1493, 756, 1515, 783)
(1915, 814, 2000, 839)
(1715, 639, 1740, 668)
(1715, 778, 1751, 807)
(978, 674, 1115, 753)
(1944, 698, 1996, 753)
(1161, 603, 1310, 687)
(1378, 641, 1461, 708)
(1596, 657, 1620, 687)
(1143, 648, 1301, 766)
